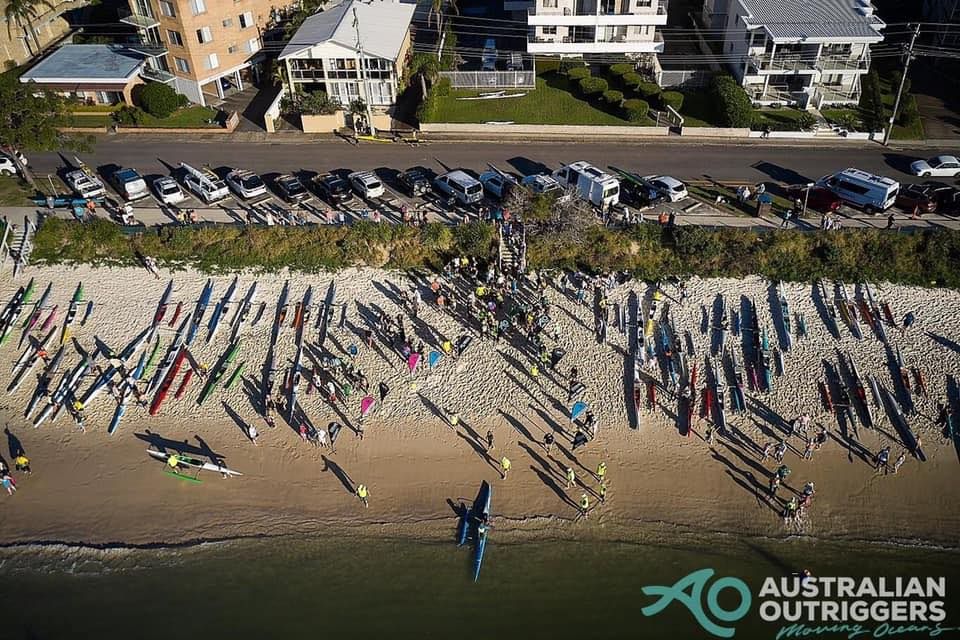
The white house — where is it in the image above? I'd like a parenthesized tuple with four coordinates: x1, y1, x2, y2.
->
(278, 0, 414, 129)
(509, 0, 666, 76)
(710, 0, 885, 108)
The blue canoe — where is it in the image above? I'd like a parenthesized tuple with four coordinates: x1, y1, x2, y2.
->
(472, 481, 492, 582)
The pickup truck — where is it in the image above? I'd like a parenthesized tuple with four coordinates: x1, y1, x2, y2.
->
(111, 168, 149, 201)
(65, 169, 106, 199)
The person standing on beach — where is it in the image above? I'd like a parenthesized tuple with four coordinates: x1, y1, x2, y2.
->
(447, 410, 460, 429)
(356, 484, 369, 508)
(167, 454, 181, 475)
(2, 472, 16, 496)
(530, 364, 541, 387)
(485, 429, 495, 451)
(901, 311, 916, 336)
(14, 454, 31, 475)
(599, 482, 607, 504)
(761, 442, 773, 462)
(317, 428, 329, 449)
(875, 446, 891, 473)
(499, 456, 511, 480)
(893, 451, 907, 474)
(578, 494, 590, 521)
(774, 440, 787, 463)
(543, 432, 555, 455)
(596, 461, 607, 483)
(803, 437, 816, 460)
(565, 467, 576, 490)
(247, 423, 259, 446)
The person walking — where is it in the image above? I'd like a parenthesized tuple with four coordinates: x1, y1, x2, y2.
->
(596, 461, 607, 483)
(447, 410, 460, 429)
(247, 423, 259, 446)
(893, 451, 907, 474)
(565, 467, 576, 490)
(578, 493, 590, 520)
(486, 429, 495, 451)
(317, 428, 329, 449)
(356, 484, 370, 508)
(774, 440, 787, 463)
(530, 364, 541, 387)
(1, 473, 16, 496)
(599, 482, 607, 504)
(902, 311, 916, 336)
(499, 456, 512, 480)
(803, 437, 816, 461)
(543, 432, 555, 455)
(761, 442, 773, 462)
(875, 446, 891, 473)
(886, 213, 896, 230)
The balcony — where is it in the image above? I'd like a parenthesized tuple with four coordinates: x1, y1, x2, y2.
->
(748, 53, 818, 74)
(813, 84, 861, 106)
(141, 66, 176, 84)
(528, 0, 666, 24)
(528, 31, 663, 53)
(119, 8, 159, 30)
(126, 39, 168, 58)
(747, 85, 805, 106)
(815, 51, 870, 72)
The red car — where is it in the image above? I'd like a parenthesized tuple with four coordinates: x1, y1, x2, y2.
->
(895, 184, 937, 214)
(787, 185, 841, 213)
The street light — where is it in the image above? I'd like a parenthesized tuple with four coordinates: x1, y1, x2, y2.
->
(802, 182, 815, 220)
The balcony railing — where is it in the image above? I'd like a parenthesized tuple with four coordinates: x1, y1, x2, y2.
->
(748, 85, 803, 104)
(814, 84, 861, 104)
(749, 53, 818, 72)
(815, 51, 870, 71)
(126, 39, 168, 58)
(141, 66, 176, 84)
(118, 7, 159, 30)
(530, 0, 664, 15)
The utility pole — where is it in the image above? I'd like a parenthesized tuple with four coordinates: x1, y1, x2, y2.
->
(883, 22, 920, 146)
(352, 7, 377, 139)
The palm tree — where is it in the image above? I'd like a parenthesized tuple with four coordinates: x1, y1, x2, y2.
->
(4, 0, 54, 56)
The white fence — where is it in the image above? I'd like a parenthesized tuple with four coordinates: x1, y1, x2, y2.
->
(439, 71, 536, 89)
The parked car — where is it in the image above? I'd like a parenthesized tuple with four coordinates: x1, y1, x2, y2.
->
(909, 155, 960, 177)
(0, 154, 20, 176)
(925, 181, 960, 215)
(225, 169, 267, 199)
(521, 174, 562, 196)
(182, 162, 229, 203)
(434, 170, 483, 206)
(398, 167, 432, 198)
(348, 171, 385, 199)
(110, 168, 149, 201)
(895, 183, 937, 214)
(65, 169, 106, 199)
(313, 172, 352, 203)
(153, 176, 186, 205)
(786, 185, 841, 212)
(817, 168, 899, 214)
(479, 170, 517, 200)
(641, 175, 689, 202)
(275, 174, 310, 203)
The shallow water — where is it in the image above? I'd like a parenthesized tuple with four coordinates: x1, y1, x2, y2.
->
(1, 534, 958, 639)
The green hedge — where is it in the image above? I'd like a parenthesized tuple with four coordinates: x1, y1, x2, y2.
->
(621, 72, 642, 91)
(622, 98, 649, 122)
(608, 63, 634, 78)
(710, 74, 753, 127)
(567, 66, 591, 81)
(579, 76, 608, 97)
(603, 90, 624, 106)
(660, 90, 684, 112)
(898, 94, 920, 126)
(33, 218, 960, 287)
(636, 81, 661, 100)
(560, 59, 586, 74)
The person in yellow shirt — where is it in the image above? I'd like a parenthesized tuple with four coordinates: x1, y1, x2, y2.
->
(500, 456, 511, 480)
(167, 454, 180, 474)
(14, 455, 31, 475)
(596, 461, 607, 483)
(442, 340, 453, 355)
(578, 493, 590, 520)
(565, 467, 576, 489)
(356, 484, 369, 508)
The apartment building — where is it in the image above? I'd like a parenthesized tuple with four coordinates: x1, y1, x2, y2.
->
(521, 0, 667, 67)
(278, 0, 414, 129)
(711, 0, 885, 109)
(1, 0, 89, 68)
(120, 0, 272, 105)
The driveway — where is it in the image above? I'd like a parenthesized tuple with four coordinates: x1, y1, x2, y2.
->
(218, 85, 281, 132)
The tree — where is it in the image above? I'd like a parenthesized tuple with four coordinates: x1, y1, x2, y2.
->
(710, 74, 753, 127)
(4, 0, 54, 55)
(405, 52, 440, 98)
(858, 70, 884, 132)
(0, 75, 93, 188)
(285, 0, 328, 38)
(137, 82, 182, 118)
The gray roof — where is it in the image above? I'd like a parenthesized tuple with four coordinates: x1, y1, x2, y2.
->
(739, 0, 886, 41)
(21, 44, 147, 83)
(279, 0, 415, 61)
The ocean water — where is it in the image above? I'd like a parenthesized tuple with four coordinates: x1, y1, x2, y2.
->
(1, 534, 958, 640)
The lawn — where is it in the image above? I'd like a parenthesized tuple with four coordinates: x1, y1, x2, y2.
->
(132, 106, 221, 128)
(753, 107, 809, 128)
(879, 78, 925, 140)
(70, 104, 122, 113)
(679, 91, 812, 129)
(63, 114, 114, 128)
(425, 74, 655, 126)
(0, 175, 36, 206)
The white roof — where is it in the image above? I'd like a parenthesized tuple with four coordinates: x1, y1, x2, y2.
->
(279, 0, 415, 61)
(738, 0, 885, 42)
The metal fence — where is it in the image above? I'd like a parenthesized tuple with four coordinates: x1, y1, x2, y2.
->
(660, 69, 712, 89)
(438, 71, 536, 89)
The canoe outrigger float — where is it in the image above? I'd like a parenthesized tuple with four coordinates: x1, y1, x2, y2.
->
(147, 448, 242, 482)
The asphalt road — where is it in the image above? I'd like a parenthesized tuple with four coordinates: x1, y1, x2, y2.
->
(27, 139, 954, 187)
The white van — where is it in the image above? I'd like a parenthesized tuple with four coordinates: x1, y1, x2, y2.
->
(434, 170, 483, 205)
(817, 168, 899, 213)
(552, 161, 620, 209)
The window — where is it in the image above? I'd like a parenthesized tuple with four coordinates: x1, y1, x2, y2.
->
(247, 38, 261, 53)
(542, 0, 557, 7)
(228, 44, 238, 54)
(239, 11, 253, 28)
(205, 53, 219, 70)
(637, 0, 651, 6)
(167, 29, 183, 46)
(197, 26, 213, 43)
(543, 26, 557, 35)
(222, 18, 233, 27)
(190, 0, 206, 15)
(159, 1, 175, 17)
(174, 57, 190, 73)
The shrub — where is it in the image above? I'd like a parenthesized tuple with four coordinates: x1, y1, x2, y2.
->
(710, 74, 753, 127)
(859, 69, 884, 132)
(137, 81, 181, 119)
(636, 81, 661, 100)
(602, 90, 624, 107)
(622, 98, 649, 122)
(114, 105, 147, 125)
(299, 90, 341, 115)
(796, 112, 817, 130)
(621, 72, 642, 91)
(579, 76, 607, 97)
(660, 90, 684, 112)
(537, 58, 561, 74)
(560, 59, 586, 74)
(567, 66, 591, 81)
(608, 63, 634, 78)
(897, 94, 920, 126)
(890, 70, 911, 99)
(828, 112, 861, 131)
(432, 77, 452, 97)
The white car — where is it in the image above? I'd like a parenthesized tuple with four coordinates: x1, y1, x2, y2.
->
(65, 169, 106, 199)
(348, 171, 384, 199)
(479, 171, 517, 199)
(0, 155, 20, 176)
(153, 176, 186, 205)
(225, 169, 268, 199)
(909, 155, 960, 177)
(521, 174, 562, 196)
(642, 175, 689, 202)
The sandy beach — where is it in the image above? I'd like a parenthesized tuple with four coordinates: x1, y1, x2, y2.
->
(1, 265, 959, 550)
